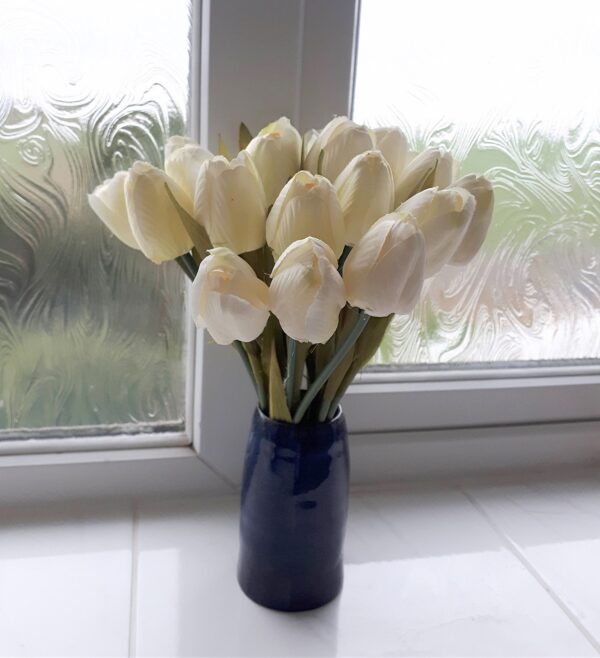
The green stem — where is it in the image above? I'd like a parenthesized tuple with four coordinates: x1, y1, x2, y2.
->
(293, 310, 370, 423)
(175, 256, 195, 281)
(337, 245, 352, 274)
(233, 341, 264, 408)
(243, 341, 268, 412)
(182, 252, 199, 278)
(285, 336, 297, 412)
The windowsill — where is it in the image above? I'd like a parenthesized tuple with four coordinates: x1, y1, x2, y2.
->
(3, 469, 600, 656)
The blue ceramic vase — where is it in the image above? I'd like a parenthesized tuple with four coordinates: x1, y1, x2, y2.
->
(237, 406, 349, 612)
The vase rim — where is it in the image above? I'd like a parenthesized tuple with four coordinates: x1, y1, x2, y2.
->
(255, 405, 343, 428)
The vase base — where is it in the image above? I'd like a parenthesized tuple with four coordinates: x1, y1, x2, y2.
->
(236, 558, 343, 612)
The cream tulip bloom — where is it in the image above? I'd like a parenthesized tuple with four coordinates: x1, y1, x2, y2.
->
(266, 171, 345, 258)
(397, 186, 476, 277)
(344, 212, 425, 317)
(125, 162, 193, 264)
(194, 150, 267, 254)
(372, 127, 409, 186)
(334, 150, 395, 246)
(394, 146, 456, 206)
(165, 143, 213, 203)
(164, 135, 196, 159)
(88, 171, 139, 250)
(304, 116, 374, 182)
(270, 238, 345, 343)
(449, 174, 494, 265)
(246, 117, 302, 206)
(190, 247, 270, 345)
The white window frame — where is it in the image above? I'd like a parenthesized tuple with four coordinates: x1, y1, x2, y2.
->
(2, 0, 600, 504)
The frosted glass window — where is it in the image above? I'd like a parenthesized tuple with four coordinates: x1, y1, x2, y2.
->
(354, 0, 600, 367)
(0, 1, 191, 432)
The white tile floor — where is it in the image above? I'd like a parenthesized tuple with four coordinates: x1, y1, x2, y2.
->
(3, 472, 600, 657)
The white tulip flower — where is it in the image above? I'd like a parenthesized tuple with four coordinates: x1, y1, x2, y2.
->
(164, 135, 196, 159)
(125, 162, 193, 264)
(194, 150, 267, 254)
(191, 247, 270, 345)
(266, 170, 345, 259)
(372, 127, 409, 186)
(88, 171, 139, 250)
(165, 143, 213, 204)
(449, 174, 494, 265)
(304, 116, 374, 182)
(394, 146, 456, 206)
(398, 186, 476, 277)
(334, 150, 395, 246)
(270, 237, 345, 344)
(246, 117, 302, 206)
(344, 212, 425, 317)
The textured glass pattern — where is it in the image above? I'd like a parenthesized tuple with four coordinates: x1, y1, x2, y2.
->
(354, 0, 600, 366)
(0, 1, 191, 432)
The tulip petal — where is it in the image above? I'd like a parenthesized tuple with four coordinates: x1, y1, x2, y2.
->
(247, 117, 302, 206)
(334, 150, 395, 245)
(373, 127, 409, 184)
(449, 174, 494, 264)
(165, 144, 212, 203)
(165, 135, 196, 159)
(194, 152, 267, 254)
(266, 172, 344, 258)
(125, 162, 193, 264)
(88, 171, 139, 250)
(270, 237, 345, 343)
(190, 247, 270, 345)
(321, 124, 373, 182)
(394, 147, 457, 206)
(202, 292, 269, 345)
(344, 213, 425, 317)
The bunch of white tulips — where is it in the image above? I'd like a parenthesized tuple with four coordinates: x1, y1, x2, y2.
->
(89, 116, 494, 423)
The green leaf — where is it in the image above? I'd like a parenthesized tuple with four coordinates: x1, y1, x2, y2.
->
(238, 122, 253, 150)
(318, 307, 359, 420)
(164, 184, 212, 258)
(325, 313, 393, 420)
(268, 341, 292, 422)
(241, 341, 267, 411)
(292, 341, 309, 409)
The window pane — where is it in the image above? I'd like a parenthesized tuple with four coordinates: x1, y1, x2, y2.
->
(354, 0, 600, 367)
(0, 1, 191, 432)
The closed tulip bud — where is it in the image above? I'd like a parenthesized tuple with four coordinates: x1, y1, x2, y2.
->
(190, 247, 270, 345)
(372, 127, 409, 185)
(165, 143, 213, 203)
(266, 171, 345, 258)
(334, 150, 394, 245)
(449, 174, 494, 265)
(304, 116, 374, 182)
(394, 146, 456, 206)
(88, 171, 139, 250)
(194, 150, 267, 254)
(246, 117, 302, 206)
(398, 186, 476, 277)
(344, 212, 425, 317)
(125, 162, 193, 264)
(270, 237, 345, 343)
(164, 135, 196, 159)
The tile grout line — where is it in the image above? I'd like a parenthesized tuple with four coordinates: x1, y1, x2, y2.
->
(128, 506, 139, 658)
(461, 487, 600, 656)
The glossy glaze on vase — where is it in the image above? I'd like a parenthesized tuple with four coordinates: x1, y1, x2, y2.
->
(237, 407, 349, 612)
